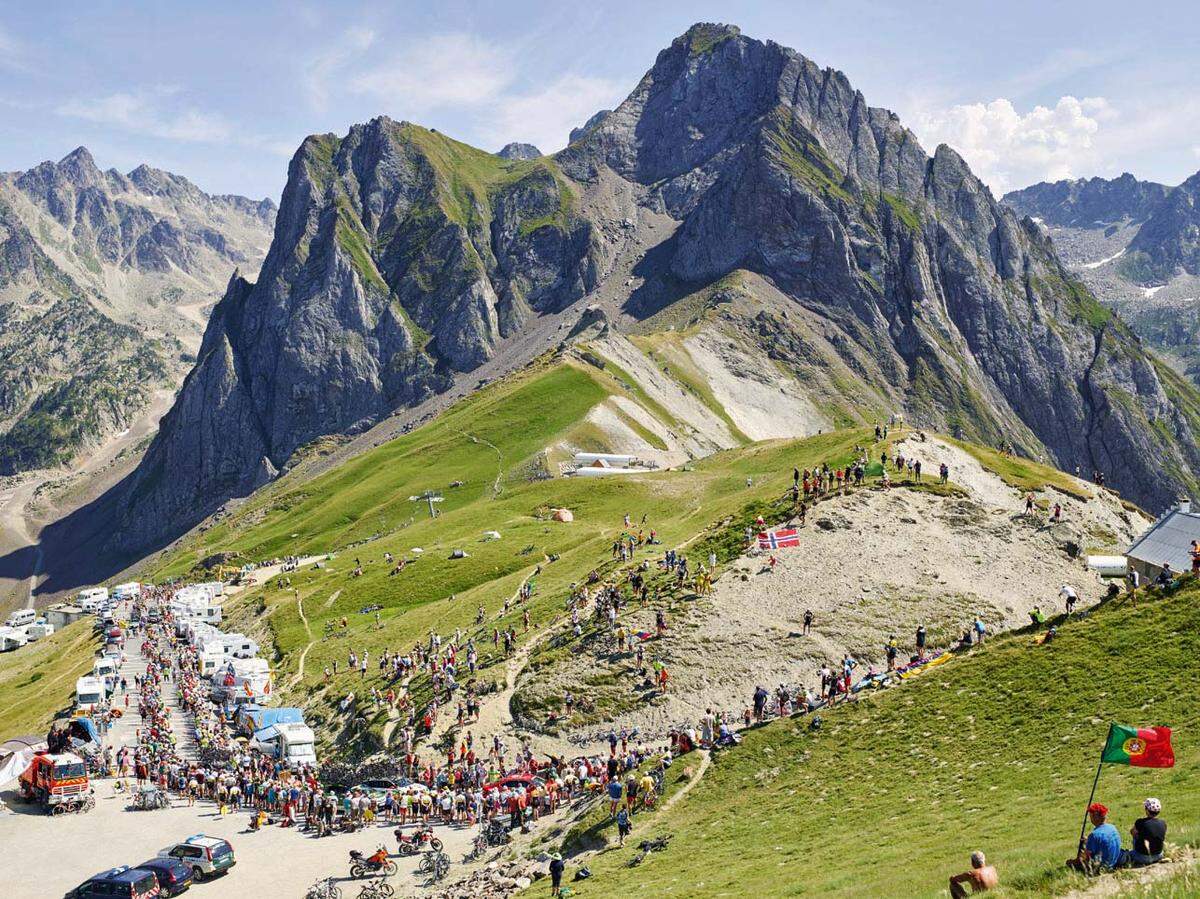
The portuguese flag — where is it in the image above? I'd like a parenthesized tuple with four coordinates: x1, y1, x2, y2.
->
(1100, 724, 1175, 768)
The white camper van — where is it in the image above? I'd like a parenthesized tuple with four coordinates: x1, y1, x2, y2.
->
(25, 622, 54, 641)
(93, 657, 118, 683)
(113, 582, 141, 601)
(212, 657, 272, 703)
(6, 608, 36, 628)
(0, 627, 28, 651)
(75, 675, 106, 711)
(77, 588, 109, 613)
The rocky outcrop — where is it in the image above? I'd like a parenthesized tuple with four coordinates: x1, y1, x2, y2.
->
(110, 22, 1200, 553)
(496, 142, 542, 160)
(1003, 173, 1170, 227)
(568, 109, 612, 144)
(556, 22, 1200, 511)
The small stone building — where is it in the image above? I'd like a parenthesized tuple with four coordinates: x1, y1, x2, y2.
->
(1125, 501, 1200, 581)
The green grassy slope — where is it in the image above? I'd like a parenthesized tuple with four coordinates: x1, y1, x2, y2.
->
(0, 619, 98, 739)
(566, 585, 1200, 898)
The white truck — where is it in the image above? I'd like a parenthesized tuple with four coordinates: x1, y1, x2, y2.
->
(251, 722, 317, 766)
(75, 675, 106, 711)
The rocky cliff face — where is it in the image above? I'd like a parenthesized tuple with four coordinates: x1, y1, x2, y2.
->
(0, 148, 275, 474)
(113, 120, 601, 550)
(110, 22, 1200, 552)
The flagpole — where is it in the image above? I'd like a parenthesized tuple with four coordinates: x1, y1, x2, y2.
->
(1078, 724, 1111, 854)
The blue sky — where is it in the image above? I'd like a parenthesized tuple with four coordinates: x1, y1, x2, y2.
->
(1, 0, 1197, 200)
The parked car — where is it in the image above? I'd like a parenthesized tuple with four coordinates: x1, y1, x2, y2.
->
(157, 835, 235, 881)
(353, 778, 410, 798)
(65, 866, 161, 898)
(136, 858, 193, 896)
(482, 774, 544, 794)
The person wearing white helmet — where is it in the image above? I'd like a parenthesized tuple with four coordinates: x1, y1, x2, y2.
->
(1127, 797, 1166, 867)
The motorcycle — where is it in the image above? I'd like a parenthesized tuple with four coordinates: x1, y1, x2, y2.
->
(349, 847, 398, 879)
(394, 826, 443, 856)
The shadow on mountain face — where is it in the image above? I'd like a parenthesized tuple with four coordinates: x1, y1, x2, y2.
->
(0, 473, 187, 601)
(621, 231, 697, 320)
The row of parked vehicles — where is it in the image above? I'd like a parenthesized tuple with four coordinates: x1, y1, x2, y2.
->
(0, 607, 56, 651)
(64, 835, 236, 898)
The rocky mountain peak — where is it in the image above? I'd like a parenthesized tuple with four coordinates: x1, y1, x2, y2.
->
(101, 21, 1200, 560)
(56, 146, 103, 185)
(497, 142, 542, 161)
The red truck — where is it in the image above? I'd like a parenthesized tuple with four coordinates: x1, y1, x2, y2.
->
(18, 750, 93, 814)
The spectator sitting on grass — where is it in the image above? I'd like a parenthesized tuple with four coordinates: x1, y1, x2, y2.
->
(949, 850, 998, 897)
(1067, 802, 1122, 873)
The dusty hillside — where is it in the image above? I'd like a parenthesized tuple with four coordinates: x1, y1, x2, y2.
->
(515, 434, 1150, 741)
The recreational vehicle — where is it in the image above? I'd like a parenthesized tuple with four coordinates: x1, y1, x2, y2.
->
(77, 588, 109, 612)
(75, 676, 106, 711)
(5, 608, 35, 628)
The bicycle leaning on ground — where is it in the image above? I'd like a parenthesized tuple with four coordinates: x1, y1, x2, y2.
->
(306, 876, 342, 899)
(418, 849, 451, 882)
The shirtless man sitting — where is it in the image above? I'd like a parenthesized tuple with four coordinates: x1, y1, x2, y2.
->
(949, 850, 999, 897)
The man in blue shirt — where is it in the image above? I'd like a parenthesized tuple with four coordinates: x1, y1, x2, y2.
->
(607, 777, 623, 819)
(1068, 802, 1123, 872)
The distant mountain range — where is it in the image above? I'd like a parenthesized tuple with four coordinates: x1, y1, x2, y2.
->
(0, 148, 275, 473)
(1004, 170, 1200, 383)
(92, 21, 1200, 559)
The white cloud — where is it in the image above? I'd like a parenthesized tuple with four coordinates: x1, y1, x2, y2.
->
(57, 88, 233, 144)
(0, 24, 31, 73)
(481, 74, 622, 154)
(351, 33, 514, 110)
(915, 96, 1115, 194)
(305, 27, 377, 112)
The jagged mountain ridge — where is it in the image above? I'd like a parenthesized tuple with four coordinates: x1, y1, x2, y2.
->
(0, 147, 276, 473)
(110, 21, 1200, 555)
(1003, 173, 1170, 228)
(1004, 170, 1200, 385)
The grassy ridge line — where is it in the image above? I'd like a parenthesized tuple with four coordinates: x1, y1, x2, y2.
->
(567, 584, 1200, 898)
(946, 437, 1092, 501)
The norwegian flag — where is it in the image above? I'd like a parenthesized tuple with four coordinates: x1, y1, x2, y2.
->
(758, 527, 800, 549)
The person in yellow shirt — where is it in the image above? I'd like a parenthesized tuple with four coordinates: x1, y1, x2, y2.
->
(639, 772, 656, 809)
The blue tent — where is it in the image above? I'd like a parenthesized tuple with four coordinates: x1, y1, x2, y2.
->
(68, 718, 100, 745)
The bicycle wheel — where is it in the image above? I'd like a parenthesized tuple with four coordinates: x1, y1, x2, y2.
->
(51, 804, 67, 816)
(418, 856, 433, 874)
(376, 883, 395, 898)
(434, 855, 450, 880)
